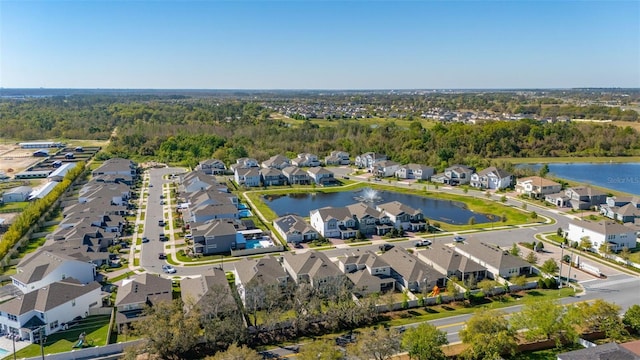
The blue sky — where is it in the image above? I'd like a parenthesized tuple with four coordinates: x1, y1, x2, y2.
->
(1, 1, 638, 89)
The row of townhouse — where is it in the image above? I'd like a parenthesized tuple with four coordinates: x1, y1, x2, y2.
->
(567, 219, 638, 253)
(234, 164, 337, 187)
(0, 158, 138, 342)
(307, 201, 427, 240)
(178, 170, 272, 255)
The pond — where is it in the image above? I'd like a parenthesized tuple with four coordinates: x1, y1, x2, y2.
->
(262, 189, 494, 225)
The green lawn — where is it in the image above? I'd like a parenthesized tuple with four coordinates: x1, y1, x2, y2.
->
(0, 201, 30, 212)
(7, 315, 110, 359)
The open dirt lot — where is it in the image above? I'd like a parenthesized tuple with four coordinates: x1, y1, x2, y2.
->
(0, 145, 45, 175)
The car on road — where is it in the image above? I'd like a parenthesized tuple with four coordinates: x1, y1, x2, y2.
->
(159, 233, 168, 242)
(141, 237, 149, 243)
(415, 239, 432, 247)
(453, 236, 466, 243)
(379, 243, 394, 252)
(294, 243, 303, 249)
(162, 265, 176, 274)
(158, 253, 167, 260)
(158, 219, 164, 226)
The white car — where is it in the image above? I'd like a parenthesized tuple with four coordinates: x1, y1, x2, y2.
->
(162, 265, 176, 274)
(415, 239, 432, 247)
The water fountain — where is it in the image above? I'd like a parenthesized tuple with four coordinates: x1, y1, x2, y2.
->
(355, 188, 382, 203)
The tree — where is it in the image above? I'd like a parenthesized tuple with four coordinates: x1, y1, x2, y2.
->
(350, 327, 402, 360)
(569, 299, 628, 341)
(205, 343, 262, 360)
(539, 164, 550, 177)
(298, 339, 343, 360)
(541, 258, 559, 274)
(478, 279, 497, 298)
(557, 227, 564, 237)
(132, 299, 201, 359)
(510, 243, 520, 257)
(446, 276, 461, 298)
(526, 251, 538, 265)
(460, 309, 517, 360)
(510, 299, 577, 346)
(623, 304, 640, 334)
(500, 195, 507, 203)
(535, 241, 544, 252)
(510, 275, 527, 287)
(598, 242, 612, 258)
(402, 323, 448, 360)
(531, 211, 538, 219)
(619, 246, 631, 261)
(579, 236, 592, 251)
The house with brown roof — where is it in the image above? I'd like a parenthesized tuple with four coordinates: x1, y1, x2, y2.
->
(0, 279, 102, 343)
(515, 176, 562, 198)
(282, 166, 311, 185)
(273, 215, 318, 244)
(181, 268, 236, 314)
(453, 242, 532, 280)
(376, 201, 427, 232)
(417, 245, 487, 283)
(281, 251, 345, 290)
(196, 159, 226, 175)
(233, 256, 290, 306)
(338, 249, 395, 296)
(261, 154, 291, 170)
(378, 247, 446, 292)
(115, 274, 172, 332)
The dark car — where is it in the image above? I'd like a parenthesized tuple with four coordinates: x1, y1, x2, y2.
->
(454, 236, 466, 243)
(294, 243, 303, 249)
(159, 234, 168, 242)
(379, 243, 394, 252)
(141, 237, 150, 243)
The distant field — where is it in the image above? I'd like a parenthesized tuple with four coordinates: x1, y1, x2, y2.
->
(495, 156, 640, 164)
(271, 113, 438, 129)
(611, 121, 640, 131)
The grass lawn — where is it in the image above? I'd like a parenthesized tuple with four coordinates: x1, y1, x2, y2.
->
(0, 201, 30, 212)
(109, 271, 136, 283)
(8, 315, 110, 359)
(17, 237, 47, 257)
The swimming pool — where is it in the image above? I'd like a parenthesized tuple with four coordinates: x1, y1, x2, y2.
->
(238, 203, 249, 210)
(245, 239, 274, 249)
(0, 348, 9, 356)
(239, 209, 253, 218)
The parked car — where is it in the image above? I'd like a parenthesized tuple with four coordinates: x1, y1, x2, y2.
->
(162, 265, 176, 274)
(158, 219, 164, 226)
(415, 239, 432, 247)
(141, 237, 150, 243)
(294, 243, 303, 249)
(158, 253, 167, 260)
(159, 234, 168, 242)
(453, 235, 466, 243)
(379, 243, 394, 252)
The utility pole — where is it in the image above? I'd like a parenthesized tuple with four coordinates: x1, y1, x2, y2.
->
(12, 331, 16, 360)
(558, 244, 565, 290)
(566, 252, 573, 290)
(39, 326, 45, 360)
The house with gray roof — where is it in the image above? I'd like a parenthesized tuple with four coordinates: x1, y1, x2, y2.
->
(2, 186, 33, 203)
(191, 219, 246, 255)
(282, 166, 311, 185)
(307, 167, 336, 185)
(373, 160, 401, 178)
(470, 166, 513, 190)
(273, 214, 318, 244)
(338, 249, 395, 296)
(260, 167, 285, 186)
(346, 202, 393, 236)
(453, 242, 532, 280)
(600, 196, 640, 223)
(115, 274, 172, 332)
(567, 220, 637, 253)
(180, 170, 229, 193)
(378, 247, 446, 292)
(417, 245, 487, 283)
(261, 154, 291, 170)
(292, 153, 320, 167)
(324, 150, 350, 166)
(196, 159, 226, 175)
(11, 250, 96, 294)
(233, 256, 290, 306)
(395, 164, 434, 180)
(310, 206, 358, 239)
(431, 165, 474, 186)
(376, 201, 427, 232)
(234, 167, 261, 187)
(0, 279, 102, 343)
(557, 341, 640, 360)
(564, 186, 607, 210)
(355, 152, 387, 171)
(281, 251, 345, 291)
(181, 268, 236, 314)
(91, 158, 137, 179)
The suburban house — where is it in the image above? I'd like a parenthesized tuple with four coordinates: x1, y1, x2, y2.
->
(11, 250, 96, 294)
(114, 274, 172, 333)
(378, 247, 446, 292)
(515, 176, 562, 198)
(310, 206, 358, 239)
(417, 245, 487, 283)
(453, 242, 533, 280)
(234, 167, 261, 187)
(373, 160, 401, 178)
(324, 151, 350, 166)
(78, 183, 131, 206)
(376, 201, 427, 232)
(338, 249, 395, 296)
(2, 186, 33, 203)
(233, 256, 290, 306)
(564, 187, 607, 210)
(281, 251, 345, 291)
(259, 168, 285, 186)
(557, 340, 640, 360)
(600, 196, 640, 223)
(91, 158, 137, 178)
(292, 153, 320, 167)
(307, 167, 336, 185)
(395, 164, 434, 180)
(282, 166, 311, 185)
(470, 166, 513, 190)
(0, 279, 102, 343)
(431, 165, 474, 185)
(180, 171, 229, 194)
(181, 269, 236, 314)
(191, 219, 245, 255)
(545, 192, 571, 208)
(273, 214, 318, 244)
(346, 202, 393, 236)
(196, 159, 226, 175)
(261, 154, 291, 170)
(355, 152, 387, 171)
(566, 220, 638, 253)
(230, 157, 259, 171)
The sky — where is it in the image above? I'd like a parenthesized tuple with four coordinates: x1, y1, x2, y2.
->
(1, 0, 639, 89)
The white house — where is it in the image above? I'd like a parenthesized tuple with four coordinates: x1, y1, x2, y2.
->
(395, 164, 434, 180)
(292, 153, 320, 167)
(273, 215, 318, 244)
(11, 251, 96, 294)
(431, 165, 474, 185)
(310, 207, 357, 239)
(307, 167, 335, 185)
(376, 201, 427, 231)
(567, 220, 638, 253)
(515, 176, 562, 198)
(355, 152, 387, 170)
(261, 155, 291, 170)
(373, 160, 401, 178)
(0, 279, 102, 342)
(470, 166, 513, 190)
(234, 167, 261, 187)
(324, 151, 350, 166)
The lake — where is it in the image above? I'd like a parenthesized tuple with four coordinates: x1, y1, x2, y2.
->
(262, 189, 494, 225)
(519, 163, 640, 196)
